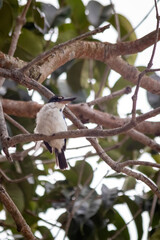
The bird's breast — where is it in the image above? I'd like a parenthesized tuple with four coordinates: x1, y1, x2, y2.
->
(35, 106, 67, 136)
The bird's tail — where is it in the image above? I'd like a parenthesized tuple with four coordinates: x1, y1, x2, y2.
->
(55, 149, 68, 170)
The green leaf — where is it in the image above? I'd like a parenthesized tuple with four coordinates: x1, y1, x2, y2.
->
(15, 28, 45, 61)
(152, 153, 160, 163)
(117, 195, 143, 240)
(0, 0, 3, 9)
(112, 76, 134, 93)
(122, 176, 136, 191)
(0, 1, 13, 36)
(120, 138, 144, 159)
(109, 14, 137, 64)
(61, 161, 93, 186)
(108, 208, 130, 240)
(110, 14, 136, 41)
(66, 0, 89, 33)
(67, 60, 87, 91)
(57, 23, 77, 43)
(87, 1, 113, 27)
(33, 6, 46, 33)
(37, 226, 54, 239)
(99, 138, 121, 160)
(137, 165, 156, 178)
(150, 228, 160, 240)
(5, 183, 25, 213)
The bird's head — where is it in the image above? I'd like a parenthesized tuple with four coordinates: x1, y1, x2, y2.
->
(48, 96, 76, 109)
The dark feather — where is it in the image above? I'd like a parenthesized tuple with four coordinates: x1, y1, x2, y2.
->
(55, 148, 68, 170)
(44, 141, 52, 153)
(63, 139, 66, 151)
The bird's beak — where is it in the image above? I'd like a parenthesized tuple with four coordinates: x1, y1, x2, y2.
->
(61, 97, 76, 104)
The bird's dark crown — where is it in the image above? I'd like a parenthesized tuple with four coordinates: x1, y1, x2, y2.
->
(48, 96, 76, 103)
(48, 96, 64, 103)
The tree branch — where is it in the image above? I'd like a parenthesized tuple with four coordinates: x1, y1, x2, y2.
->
(0, 184, 37, 240)
(0, 168, 32, 183)
(0, 101, 12, 162)
(1, 30, 160, 93)
(1, 98, 160, 136)
(131, 0, 160, 121)
(118, 160, 160, 169)
(4, 113, 29, 134)
(20, 24, 110, 73)
(88, 86, 131, 106)
(8, 0, 32, 56)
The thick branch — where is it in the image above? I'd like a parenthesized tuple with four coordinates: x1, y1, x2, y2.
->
(1, 30, 160, 93)
(2, 99, 160, 136)
(37, 41, 160, 93)
(7, 125, 160, 152)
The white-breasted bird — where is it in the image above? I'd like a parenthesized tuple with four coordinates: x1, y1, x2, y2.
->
(34, 96, 76, 170)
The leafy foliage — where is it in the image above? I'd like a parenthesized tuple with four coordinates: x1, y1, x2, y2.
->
(0, 0, 159, 240)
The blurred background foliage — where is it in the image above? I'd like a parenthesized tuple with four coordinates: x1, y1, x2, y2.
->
(0, 0, 160, 239)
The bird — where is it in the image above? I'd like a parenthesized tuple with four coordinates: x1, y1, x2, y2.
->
(34, 96, 76, 170)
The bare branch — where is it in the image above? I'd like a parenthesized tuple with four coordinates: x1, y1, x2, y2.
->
(7, 124, 160, 152)
(0, 101, 12, 162)
(8, 0, 32, 57)
(118, 160, 160, 169)
(0, 168, 33, 183)
(88, 86, 131, 106)
(0, 67, 53, 99)
(148, 171, 160, 236)
(2, 99, 160, 136)
(89, 138, 160, 199)
(131, 0, 160, 121)
(4, 113, 29, 134)
(21, 24, 110, 73)
(0, 184, 37, 240)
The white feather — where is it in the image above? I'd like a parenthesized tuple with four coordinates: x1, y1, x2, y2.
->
(34, 102, 67, 152)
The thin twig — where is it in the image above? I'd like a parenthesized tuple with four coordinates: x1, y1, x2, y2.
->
(0, 100, 12, 162)
(4, 113, 29, 134)
(131, 0, 160, 121)
(88, 86, 131, 106)
(121, 0, 160, 41)
(8, 0, 32, 57)
(148, 171, 160, 230)
(109, 209, 142, 240)
(110, 0, 121, 42)
(67, 144, 91, 150)
(118, 160, 160, 169)
(0, 168, 32, 183)
(21, 24, 110, 73)
(146, 68, 160, 72)
(26, 209, 59, 228)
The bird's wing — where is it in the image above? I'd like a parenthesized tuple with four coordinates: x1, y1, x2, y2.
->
(44, 141, 52, 153)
